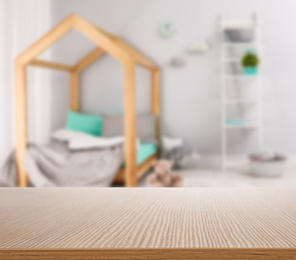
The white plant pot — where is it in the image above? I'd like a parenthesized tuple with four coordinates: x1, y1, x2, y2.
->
(250, 160, 286, 178)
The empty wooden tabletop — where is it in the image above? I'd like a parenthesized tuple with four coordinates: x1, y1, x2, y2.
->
(0, 188, 296, 259)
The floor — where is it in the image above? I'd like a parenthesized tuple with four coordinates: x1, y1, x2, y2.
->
(140, 166, 296, 188)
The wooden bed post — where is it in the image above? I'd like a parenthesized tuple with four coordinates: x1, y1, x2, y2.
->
(124, 61, 137, 187)
(70, 72, 80, 111)
(151, 69, 161, 157)
(15, 61, 28, 187)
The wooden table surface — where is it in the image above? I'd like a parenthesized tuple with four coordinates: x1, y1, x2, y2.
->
(0, 188, 296, 259)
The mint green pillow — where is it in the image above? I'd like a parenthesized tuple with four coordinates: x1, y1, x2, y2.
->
(66, 111, 103, 136)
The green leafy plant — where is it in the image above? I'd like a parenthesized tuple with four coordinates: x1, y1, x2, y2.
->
(241, 52, 260, 68)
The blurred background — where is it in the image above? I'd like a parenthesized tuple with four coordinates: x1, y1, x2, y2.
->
(1, 0, 296, 187)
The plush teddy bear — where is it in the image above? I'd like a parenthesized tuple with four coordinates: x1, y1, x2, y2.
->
(147, 159, 183, 187)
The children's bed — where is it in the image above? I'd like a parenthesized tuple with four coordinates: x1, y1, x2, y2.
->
(14, 14, 160, 187)
(0, 139, 158, 187)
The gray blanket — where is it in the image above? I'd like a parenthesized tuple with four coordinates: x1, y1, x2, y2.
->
(0, 140, 123, 187)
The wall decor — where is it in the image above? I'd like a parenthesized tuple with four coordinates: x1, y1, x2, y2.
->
(186, 39, 210, 54)
(170, 57, 186, 68)
(159, 21, 176, 38)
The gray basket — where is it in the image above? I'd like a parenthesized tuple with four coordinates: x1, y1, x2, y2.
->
(225, 29, 254, 43)
(249, 160, 286, 178)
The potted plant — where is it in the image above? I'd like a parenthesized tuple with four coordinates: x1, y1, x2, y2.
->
(241, 51, 260, 76)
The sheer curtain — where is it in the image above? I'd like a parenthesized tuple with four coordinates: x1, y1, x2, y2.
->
(0, 0, 52, 167)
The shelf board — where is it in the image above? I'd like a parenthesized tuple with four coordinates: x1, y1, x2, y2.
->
(223, 75, 259, 80)
(225, 100, 258, 104)
(222, 59, 261, 63)
(224, 124, 258, 129)
(223, 59, 241, 63)
(221, 21, 259, 29)
(223, 42, 258, 48)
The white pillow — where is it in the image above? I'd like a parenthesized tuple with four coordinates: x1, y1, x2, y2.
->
(52, 129, 139, 150)
(52, 129, 85, 142)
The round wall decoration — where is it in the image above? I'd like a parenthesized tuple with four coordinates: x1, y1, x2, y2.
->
(159, 21, 176, 38)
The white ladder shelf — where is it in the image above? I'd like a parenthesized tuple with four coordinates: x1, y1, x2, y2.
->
(220, 13, 262, 169)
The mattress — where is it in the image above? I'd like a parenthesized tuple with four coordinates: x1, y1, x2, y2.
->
(137, 143, 157, 164)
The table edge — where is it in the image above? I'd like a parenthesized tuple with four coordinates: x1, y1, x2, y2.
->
(1, 248, 296, 260)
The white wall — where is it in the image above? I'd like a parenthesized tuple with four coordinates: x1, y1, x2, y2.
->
(50, 0, 296, 156)
(0, 0, 13, 168)
(0, 0, 52, 168)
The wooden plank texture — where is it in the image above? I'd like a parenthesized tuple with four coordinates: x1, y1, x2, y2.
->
(0, 188, 296, 254)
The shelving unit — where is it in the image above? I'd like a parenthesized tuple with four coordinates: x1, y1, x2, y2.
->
(224, 100, 257, 104)
(220, 13, 262, 170)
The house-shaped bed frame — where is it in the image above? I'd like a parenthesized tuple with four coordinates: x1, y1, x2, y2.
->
(15, 14, 160, 187)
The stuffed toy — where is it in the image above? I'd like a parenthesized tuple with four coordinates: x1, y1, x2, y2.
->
(162, 137, 200, 169)
(147, 159, 183, 187)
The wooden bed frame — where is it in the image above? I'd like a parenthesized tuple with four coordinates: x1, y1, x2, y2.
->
(14, 14, 160, 188)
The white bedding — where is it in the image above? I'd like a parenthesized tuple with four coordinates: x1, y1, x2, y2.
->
(52, 129, 139, 150)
